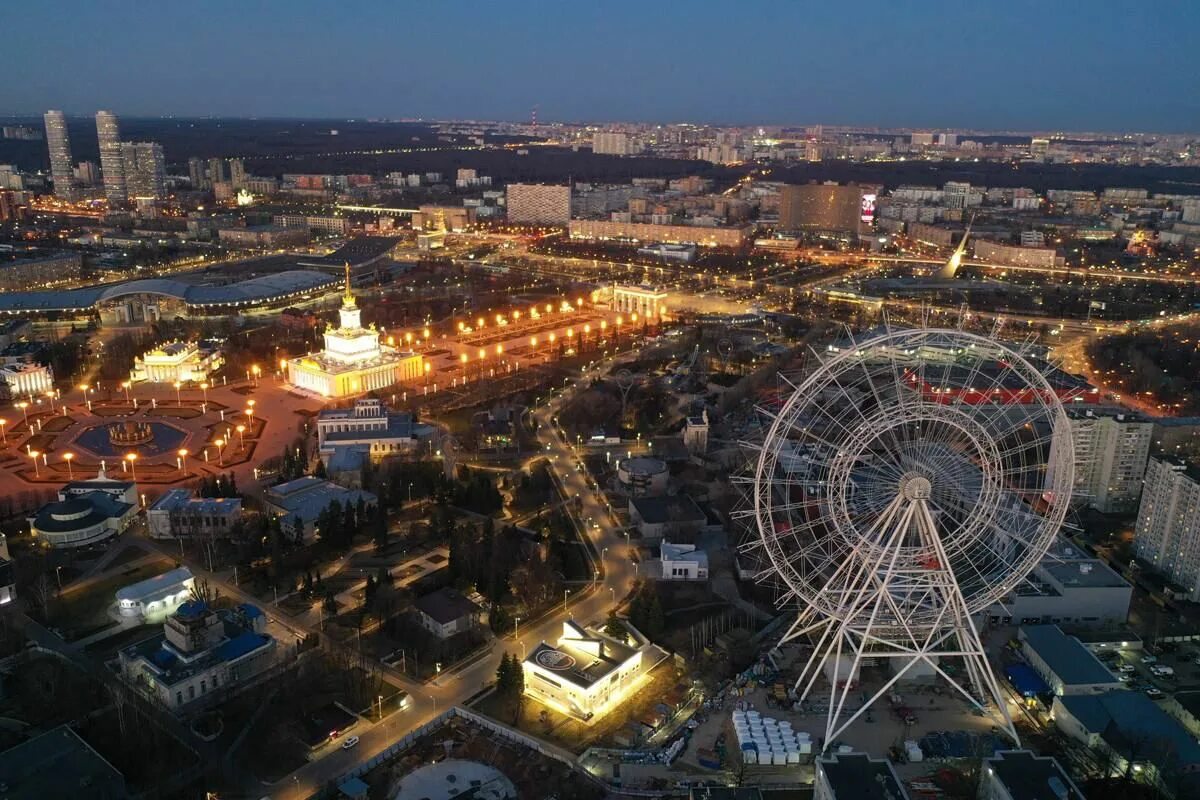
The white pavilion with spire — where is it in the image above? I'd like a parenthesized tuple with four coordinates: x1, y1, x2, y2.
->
(285, 264, 425, 398)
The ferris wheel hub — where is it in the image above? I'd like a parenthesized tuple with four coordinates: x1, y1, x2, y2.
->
(899, 473, 932, 500)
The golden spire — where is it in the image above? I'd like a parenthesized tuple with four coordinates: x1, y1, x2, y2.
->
(342, 261, 356, 308)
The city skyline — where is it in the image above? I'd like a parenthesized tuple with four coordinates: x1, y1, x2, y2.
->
(2, 1, 1197, 132)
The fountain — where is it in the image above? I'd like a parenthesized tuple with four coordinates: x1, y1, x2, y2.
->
(108, 421, 155, 447)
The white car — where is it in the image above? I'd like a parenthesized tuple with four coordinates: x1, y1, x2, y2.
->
(1118, 664, 1136, 673)
(1118, 674, 1133, 683)
(1141, 655, 1158, 664)
(1146, 688, 1165, 699)
(341, 735, 360, 750)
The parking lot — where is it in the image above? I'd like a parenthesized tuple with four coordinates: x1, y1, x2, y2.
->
(1094, 641, 1200, 699)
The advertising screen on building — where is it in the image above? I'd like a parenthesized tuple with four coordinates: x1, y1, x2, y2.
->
(861, 193, 877, 224)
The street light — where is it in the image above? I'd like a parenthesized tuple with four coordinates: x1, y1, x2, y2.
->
(78, 383, 89, 408)
(120, 381, 131, 403)
(16, 401, 28, 425)
(126, 452, 138, 480)
(214, 438, 225, 465)
(63, 452, 74, 479)
(200, 381, 209, 405)
(28, 450, 40, 477)
(174, 381, 182, 406)
(177, 448, 188, 473)
(0, 418, 7, 445)
(236, 424, 246, 450)
(251, 365, 261, 386)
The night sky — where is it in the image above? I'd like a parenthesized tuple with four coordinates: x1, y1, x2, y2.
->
(2, 0, 1196, 132)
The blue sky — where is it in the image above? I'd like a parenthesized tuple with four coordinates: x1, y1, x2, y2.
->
(2, 0, 1196, 131)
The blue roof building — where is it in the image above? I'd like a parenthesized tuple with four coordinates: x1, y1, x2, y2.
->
(119, 599, 275, 712)
(263, 476, 376, 541)
(1054, 690, 1200, 796)
(1018, 625, 1122, 696)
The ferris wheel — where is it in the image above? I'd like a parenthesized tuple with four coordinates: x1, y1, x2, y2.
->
(738, 326, 1074, 747)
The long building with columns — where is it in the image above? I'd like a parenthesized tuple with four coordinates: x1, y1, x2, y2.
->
(286, 267, 426, 398)
(612, 284, 668, 318)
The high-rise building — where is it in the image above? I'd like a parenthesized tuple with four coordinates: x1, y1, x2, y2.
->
(229, 158, 246, 189)
(1068, 408, 1154, 514)
(505, 183, 571, 225)
(778, 183, 870, 236)
(188, 156, 207, 189)
(95, 111, 127, 207)
(121, 142, 167, 200)
(593, 131, 636, 156)
(1135, 457, 1200, 600)
(73, 161, 99, 185)
(207, 157, 229, 186)
(43, 111, 76, 200)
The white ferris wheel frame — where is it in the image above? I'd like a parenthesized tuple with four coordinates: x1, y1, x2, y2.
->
(743, 325, 1075, 749)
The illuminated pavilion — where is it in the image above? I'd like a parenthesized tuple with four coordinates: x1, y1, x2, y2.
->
(285, 265, 424, 398)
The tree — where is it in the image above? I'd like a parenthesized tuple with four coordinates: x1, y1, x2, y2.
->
(604, 610, 629, 643)
(323, 592, 338, 617)
(313, 458, 327, 479)
(363, 574, 378, 610)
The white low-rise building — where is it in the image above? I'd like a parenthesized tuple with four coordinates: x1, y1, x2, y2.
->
(523, 619, 653, 722)
(28, 465, 138, 549)
(131, 339, 223, 383)
(660, 541, 709, 580)
(0, 361, 53, 399)
(116, 566, 195, 622)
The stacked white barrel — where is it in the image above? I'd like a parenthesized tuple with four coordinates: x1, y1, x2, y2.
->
(731, 710, 807, 767)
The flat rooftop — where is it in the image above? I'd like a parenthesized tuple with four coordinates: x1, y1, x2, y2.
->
(819, 753, 907, 799)
(0, 725, 126, 800)
(985, 750, 1080, 800)
(1021, 625, 1119, 686)
(1043, 559, 1128, 589)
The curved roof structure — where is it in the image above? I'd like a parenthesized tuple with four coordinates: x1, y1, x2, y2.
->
(0, 270, 338, 314)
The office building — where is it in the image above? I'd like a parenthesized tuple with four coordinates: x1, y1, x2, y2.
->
(273, 213, 350, 235)
(1068, 409, 1153, 513)
(229, 158, 246, 188)
(592, 131, 636, 155)
(778, 183, 870, 236)
(121, 142, 166, 200)
(0, 250, 82, 291)
(43, 110, 76, 200)
(505, 183, 571, 225)
(148, 490, 243, 540)
(119, 600, 275, 711)
(95, 111, 126, 207)
(979, 750, 1085, 800)
(286, 269, 426, 397)
(568, 219, 751, 247)
(1135, 457, 1200, 600)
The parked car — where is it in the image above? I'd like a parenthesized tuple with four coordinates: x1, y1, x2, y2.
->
(1119, 664, 1136, 673)
(1146, 688, 1165, 699)
(1141, 655, 1158, 664)
(341, 736, 360, 750)
(1118, 674, 1133, 683)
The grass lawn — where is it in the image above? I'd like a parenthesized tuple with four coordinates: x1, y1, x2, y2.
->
(53, 557, 175, 638)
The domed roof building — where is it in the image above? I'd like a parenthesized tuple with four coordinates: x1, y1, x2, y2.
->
(28, 462, 138, 549)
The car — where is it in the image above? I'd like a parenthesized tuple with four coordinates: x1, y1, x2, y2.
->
(1118, 674, 1133, 683)
(1118, 664, 1136, 673)
(1141, 655, 1158, 664)
(341, 736, 360, 750)
(1146, 688, 1165, 699)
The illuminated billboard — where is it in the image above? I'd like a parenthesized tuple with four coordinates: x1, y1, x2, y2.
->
(860, 193, 877, 224)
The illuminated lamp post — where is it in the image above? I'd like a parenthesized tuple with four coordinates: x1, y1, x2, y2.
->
(236, 424, 246, 451)
(251, 364, 261, 386)
(174, 381, 183, 407)
(0, 418, 7, 445)
(28, 450, 40, 478)
(125, 452, 138, 480)
(16, 402, 28, 426)
(177, 448, 188, 474)
(121, 381, 131, 404)
(214, 438, 225, 466)
(63, 451, 74, 479)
